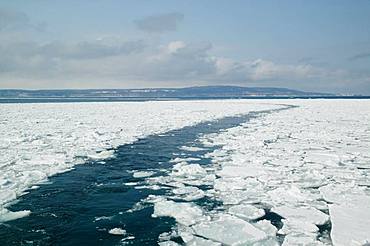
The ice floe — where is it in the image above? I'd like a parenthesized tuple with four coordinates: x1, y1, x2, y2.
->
(228, 204, 265, 220)
(329, 201, 370, 246)
(158, 241, 181, 246)
(254, 220, 278, 237)
(0, 209, 31, 223)
(320, 184, 370, 245)
(179, 146, 206, 152)
(132, 171, 155, 178)
(152, 198, 205, 226)
(171, 163, 207, 177)
(271, 205, 329, 226)
(172, 186, 205, 201)
(192, 214, 267, 245)
(108, 227, 126, 235)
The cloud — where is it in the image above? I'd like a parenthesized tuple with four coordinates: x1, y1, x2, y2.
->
(134, 12, 184, 33)
(141, 41, 216, 80)
(1, 39, 145, 59)
(0, 39, 146, 79)
(0, 8, 45, 32)
(0, 39, 216, 85)
(249, 59, 319, 80)
(41, 40, 146, 59)
(348, 52, 370, 61)
(0, 8, 30, 31)
(0, 27, 365, 93)
(0, 38, 344, 86)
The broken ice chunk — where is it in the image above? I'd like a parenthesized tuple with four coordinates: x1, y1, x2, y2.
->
(272, 205, 329, 226)
(0, 208, 31, 223)
(254, 219, 278, 236)
(282, 232, 324, 246)
(179, 146, 205, 152)
(187, 236, 222, 246)
(108, 227, 126, 235)
(152, 199, 204, 226)
(192, 214, 267, 245)
(329, 195, 370, 246)
(216, 165, 267, 178)
(267, 186, 312, 205)
(132, 171, 155, 178)
(88, 150, 115, 160)
(158, 241, 181, 246)
(171, 164, 207, 177)
(278, 218, 319, 235)
(228, 204, 265, 221)
(172, 186, 205, 201)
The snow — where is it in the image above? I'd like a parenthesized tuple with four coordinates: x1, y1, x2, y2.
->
(0, 100, 280, 222)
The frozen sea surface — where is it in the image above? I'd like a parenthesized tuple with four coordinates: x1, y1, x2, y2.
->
(138, 100, 370, 245)
(0, 100, 280, 221)
(0, 105, 277, 245)
(0, 99, 369, 245)
(194, 99, 370, 245)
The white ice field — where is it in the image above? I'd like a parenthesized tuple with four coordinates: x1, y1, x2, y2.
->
(1, 99, 370, 245)
(0, 100, 280, 222)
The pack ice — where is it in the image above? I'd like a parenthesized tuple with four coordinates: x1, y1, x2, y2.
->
(0, 100, 280, 222)
(142, 100, 370, 246)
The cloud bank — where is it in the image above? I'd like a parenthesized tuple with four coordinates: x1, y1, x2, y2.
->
(134, 12, 184, 33)
(348, 52, 370, 61)
(0, 37, 348, 90)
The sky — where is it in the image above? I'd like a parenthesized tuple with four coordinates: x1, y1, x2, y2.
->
(0, 0, 370, 94)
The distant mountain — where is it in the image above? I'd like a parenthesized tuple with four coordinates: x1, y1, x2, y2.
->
(0, 86, 335, 98)
(0, 86, 334, 99)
